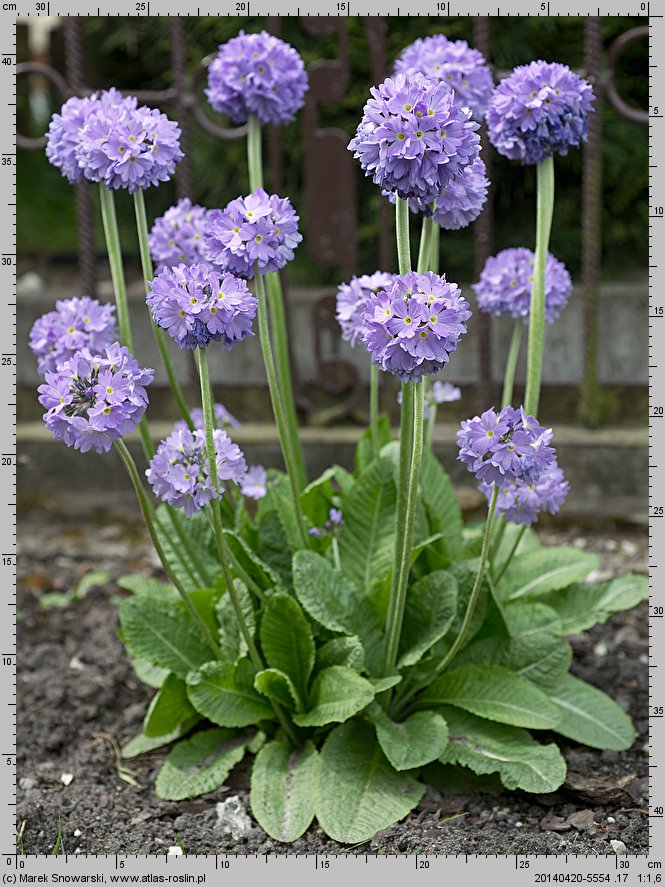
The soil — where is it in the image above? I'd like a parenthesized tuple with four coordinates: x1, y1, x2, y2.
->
(16, 511, 650, 856)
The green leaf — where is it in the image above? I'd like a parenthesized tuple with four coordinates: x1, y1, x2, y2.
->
(119, 596, 213, 680)
(250, 740, 318, 842)
(355, 415, 393, 472)
(338, 457, 396, 589)
(265, 474, 303, 551)
(155, 728, 249, 800)
(420, 450, 462, 561)
(541, 574, 648, 636)
(492, 524, 540, 574)
(316, 636, 366, 672)
(398, 571, 457, 668)
(144, 673, 197, 738)
(504, 602, 563, 638)
(314, 721, 424, 843)
(417, 664, 561, 729)
(117, 575, 178, 599)
(129, 657, 170, 689)
(224, 530, 285, 596)
(498, 547, 599, 602)
(216, 580, 256, 664)
(370, 707, 449, 771)
(368, 675, 402, 692)
(549, 674, 635, 751)
(254, 668, 300, 711)
(300, 467, 337, 530)
(187, 660, 273, 727)
(438, 706, 566, 793)
(293, 666, 375, 728)
(260, 593, 315, 703)
(438, 561, 489, 657)
(257, 511, 292, 585)
(121, 717, 200, 759)
(154, 505, 218, 592)
(451, 634, 572, 693)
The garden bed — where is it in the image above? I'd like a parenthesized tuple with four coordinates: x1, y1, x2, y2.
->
(17, 512, 649, 856)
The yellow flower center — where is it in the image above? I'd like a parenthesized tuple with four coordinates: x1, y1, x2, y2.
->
(397, 132, 406, 142)
(403, 103, 412, 111)
(106, 386, 113, 395)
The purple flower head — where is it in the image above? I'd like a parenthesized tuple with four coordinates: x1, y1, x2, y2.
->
(336, 271, 395, 347)
(146, 427, 247, 517)
(37, 343, 153, 454)
(362, 271, 471, 382)
(487, 60, 595, 165)
(147, 262, 257, 351)
(205, 189, 302, 278)
(29, 296, 117, 375)
(240, 465, 268, 500)
(76, 91, 183, 192)
(173, 403, 240, 433)
(394, 34, 494, 119)
(480, 459, 569, 526)
(206, 30, 308, 126)
(457, 405, 556, 487)
(149, 199, 208, 272)
(349, 73, 481, 204)
(45, 94, 106, 184)
(474, 247, 572, 324)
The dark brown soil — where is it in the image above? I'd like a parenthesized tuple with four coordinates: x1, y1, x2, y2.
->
(16, 512, 650, 856)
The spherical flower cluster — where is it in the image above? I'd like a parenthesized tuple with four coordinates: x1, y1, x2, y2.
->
(146, 427, 246, 517)
(205, 189, 302, 278)
(487, 60, 595, 165)
(75, 89, 183, 192)
(336, 271, 395, 347)
(394, 35, 494, 119)
(29, 296, 117, 375)
(457, 405, 555, 487)
(206, 30, 308, 126)
(240, 465, 268, 500)
(480, 459, 569, 526)
(362, 271, 471, 382)
(149, 199, 208, 272)
(348, 73, 481, 204)
(45, 94, 103, 184)
(474, 247, 572, 324)
(147, 263, 257, 351)
(37, 343, 153, 454)
(174, 403, 239, 433)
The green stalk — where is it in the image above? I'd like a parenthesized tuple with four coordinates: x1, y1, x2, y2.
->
(247, 114, 264, 190)
(196, 348, 299, 746)
(395, 197, 411, 275)
(369, 363, 381, 458)
(133, 189, 195, 431)
(416, 216, 435, 275)
(163, 507, 213, 588)
(494, 525, 527, 586)
(98, 184, 154, 461)
(114, 439, 221, 661)
(255, 273, 308, 548)
(524, 156, 555, 418)
(429, 221, 440, 274)
(502, 320, 523, 409)
(383, 382, 425, 679)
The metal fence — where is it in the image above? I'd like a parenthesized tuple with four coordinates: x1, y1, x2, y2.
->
(16, 16, 648, 424)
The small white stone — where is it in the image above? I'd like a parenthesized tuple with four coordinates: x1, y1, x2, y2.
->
(19, 777, 36, 790)
(573, 537, 587, 549)
(606, 817, 615, 824)
(594, 641, 608, 659)
(167, 847, 183, 857)
(620, 541, 638, 556)
(605, 540, 618, 552)
(74, 848, 82, 855)
(515, 821, 523, 828)
(73, 829, 82, 837)
(69, 656, 85, 671)
(215, 796, 253, 840)
(60, 773, 74, 787)
(611, 840, 627, 855)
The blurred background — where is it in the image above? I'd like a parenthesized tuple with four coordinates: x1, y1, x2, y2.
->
(16, 16, 648, 521)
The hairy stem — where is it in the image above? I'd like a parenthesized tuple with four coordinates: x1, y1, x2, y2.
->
(370, 363, 381, 458)
(494, 525, 527, 586)
(502, 320, 524, 409)
(395, 197, 411, 275)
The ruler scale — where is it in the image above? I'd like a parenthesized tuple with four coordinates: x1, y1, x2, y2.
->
(8, 3, 660, 882)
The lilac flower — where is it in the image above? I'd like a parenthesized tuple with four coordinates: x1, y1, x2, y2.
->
(474, 247, 572, 324)
(29, 296, 117, 375)
(146, 427, 247, 517)
(348, 73, 481, 204)
(457, 405, 556, 487)
(480, 459, 569, 526)
(206, 30, 308, 126)
(432, 380, 462, 404)
(45, 94, 105, 184)
(362, 271, 471, 382)
(336, 271, 395, 347)
(487, 60, 595, 165)
(174, 403, 240, 433)
(147, 262, 257, 351)
(149, 199, 208, 272)
(309, 507, 344, 538)
(240, 465, 268, 500)
(394, 34, 494, 119)
(37, 343, 153, 454)
(76, 91, 183, 192)
(205, 189, 302, 278)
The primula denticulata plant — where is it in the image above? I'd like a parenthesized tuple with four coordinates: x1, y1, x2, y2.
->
(34, 32, 646, 844)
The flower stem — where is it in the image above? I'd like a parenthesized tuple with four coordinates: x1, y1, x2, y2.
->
(98, 184, 154, 462)
(395, 197, 411, 275)
(502, 320, 523, 408)
(524, 156, 555, 418)
(429, 221, 440, 274)
(255, 272, 308, 548)
(133, 189, 195, 431)
(383, 381, 425, 680)
(494, 524, 527, 586)
(247, 114, 264, 191)
(435, 486, 499, 676)
(164, 506, 213, 588)
(370, 362, 381, 458)
(416, 216, 435, 275)
(113, 439, 222, 661)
